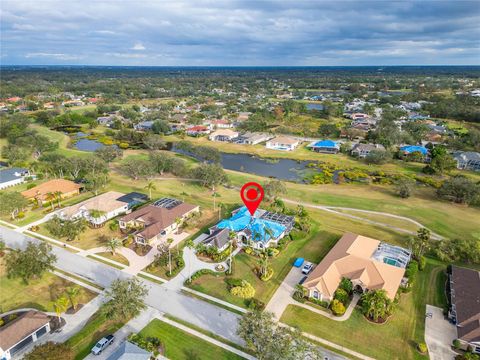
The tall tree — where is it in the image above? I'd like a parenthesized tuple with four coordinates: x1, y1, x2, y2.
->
(409, 228, 432, 260)
(144, 181, 157, 199)
(24, 342, 74, 360)
(5, 241, 57, 283)
(191, 163, 227, 189)
(105, 238, 122, 256)
(360, 289, 393, 322)
(65, 286, 81, 311)
(437, 176, 480, 205)
(0, 192, 28, 219)
(237, 311, 322, 360)
(103, 278, 148, 320)
(263, 180, 287, 200)
(53, 295, 70, 320)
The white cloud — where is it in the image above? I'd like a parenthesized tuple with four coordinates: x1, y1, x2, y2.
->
(25, 53, 83, 60)
(131, 42, 146, 51)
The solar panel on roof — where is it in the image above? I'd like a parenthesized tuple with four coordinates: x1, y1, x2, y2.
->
(153, 198, 182, 209)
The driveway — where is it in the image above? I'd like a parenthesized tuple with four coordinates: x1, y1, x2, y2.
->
(425, 305, 457, 360)
(265, 266, 304, 319)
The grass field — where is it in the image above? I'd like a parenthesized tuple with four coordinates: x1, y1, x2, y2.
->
(138, 318, 243, 360)
(0, 260, 97, 313)
(280, 260, 447, 360)
(66, 308, 127, 360)
(96, 252, 130, 266)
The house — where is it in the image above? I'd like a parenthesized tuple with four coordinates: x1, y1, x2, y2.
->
(106, 341, 150, 360)
(448, 266, 480, 353)
(351, 143, 385, 158)
(186, 125, 211, 136)
(209, 129, 239, 142)
(119, 198, 199, 245)
(201, 228, 231, 252)
(0, 311, 51, 360)
(21, 179, 81, 204)
(208, 206, 294, 250)
(399, 145, 428, 156)
(97, 115, 126, 126)
(62, 100, 84, 107)
(237, 112, 251, 122)
(210, 119, 233, 129)
(351, 113, 369, 121)
(134, 121, 155, 131)
(303, 233, 411, 302)
(6, 97, 21, 103)
(57, 191, 147, 227)
(0, 167, 31, 190)
(236, 132, 273, 145)
(43, 102, 56, 109)
(308, 140, 340, 154)
(453, 151, 480, 172)
(266, 136, 299, 151)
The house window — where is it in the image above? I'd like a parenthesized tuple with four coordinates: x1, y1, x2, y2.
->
(313, 290, 320, 299)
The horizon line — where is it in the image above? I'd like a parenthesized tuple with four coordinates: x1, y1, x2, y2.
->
(1, 64, 480, 68)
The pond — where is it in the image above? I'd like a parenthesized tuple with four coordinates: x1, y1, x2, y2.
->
(171, 146, 313, 182)
(71, 132, 116, 152)
(306, 103, 325, 111)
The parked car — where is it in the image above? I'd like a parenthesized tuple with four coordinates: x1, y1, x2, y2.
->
(298, 276, 308, 285)
(302, 262, 314, 274)
(91, 335, 114, 355)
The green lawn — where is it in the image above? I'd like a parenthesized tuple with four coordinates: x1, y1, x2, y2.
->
(96, 252, 130, 266)
(280, 260, 447, 360)
(0, 260, 97, 313)
(66, 309, 127, 360)
(138, 318, 243, 360)
(188, 222, 340, 307)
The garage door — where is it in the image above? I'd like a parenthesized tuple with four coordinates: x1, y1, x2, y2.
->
(9, 335, 33, 356)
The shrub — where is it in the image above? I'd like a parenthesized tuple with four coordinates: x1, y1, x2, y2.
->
(260, 267, 274, 282)
(405, 261, 419, 284)
(267, 248, 279, 257)
(453, 339, 461, 349)
(334, 288, 349, 304)
(339, 277, 353, 294)
(330, 299, 346, 316)
(184, 269, 216, 284)
(418, 256, 426, 271)
(26, 183, 37, 190)
(230, 280, 255, 299)
(17, 212, 25, 219)
(244, 247, 253, 255)
(225, 278, 243, 289)
(119, 142, 129, 149)
(417, 342, 428, 354)
(0, 318, 4, 327)
(246, 298, 265, 311)
(308, 298, 329, 308)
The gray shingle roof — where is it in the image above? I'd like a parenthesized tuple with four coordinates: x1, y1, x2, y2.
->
(0, 167, 29, 184)
(106, 341, 150, 360)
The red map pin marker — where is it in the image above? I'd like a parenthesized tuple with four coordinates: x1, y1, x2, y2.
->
(240, 182, 264, 216)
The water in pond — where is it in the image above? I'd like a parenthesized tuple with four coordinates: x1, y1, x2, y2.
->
(306, 103, 325, 111)
(172, 146, 312, 182)
(71, 132, 115, 152)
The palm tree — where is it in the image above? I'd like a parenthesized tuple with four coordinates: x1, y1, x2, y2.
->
(167, 238, 174, 275)
(45, 192, 56, 211)
(258, 251, 269, 277)
(54, 191, 63, 208)
(53, 296, 69, 320)
(360, 289, 393, 322)
(65, 286, 81, 311)
(144, 181, 156, 200)
(105, 238, 122, 256)
(175, 217, 182, 234)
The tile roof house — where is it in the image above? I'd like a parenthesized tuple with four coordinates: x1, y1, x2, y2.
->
(236, 132, 273, 145)
(57, 191, 146, 227)
(308, 140, 340, 154)
(21, 179, 82, 203)
(351, 143, 385, 158)
(303, 233, 411, 302)
(106, 341, 150, 360)
(448, 266, 480, 353)
(209, 129, 239, 142)
(266, 136, 300, 151)
(0, 311, 51, 360)
(208, 206, 294, 250)
(0, 167, 31, 190)
(453, 151, 480, 172)
(186, 125, 211, 136)
(119, 198, 199, 245)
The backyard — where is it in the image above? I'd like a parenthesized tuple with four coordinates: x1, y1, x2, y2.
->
(0, 260, 97, 313)
(138, 318, 243, 360)
(280, 260, 448, 360)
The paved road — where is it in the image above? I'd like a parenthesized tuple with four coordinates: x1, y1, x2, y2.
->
(1, 226, 241, 344)
(1, 226, 346, 360)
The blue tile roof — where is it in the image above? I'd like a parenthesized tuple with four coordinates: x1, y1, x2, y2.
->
(216, 206, 286, 244)
(312, 140, 339, 148)
(400, 145, 428, 155)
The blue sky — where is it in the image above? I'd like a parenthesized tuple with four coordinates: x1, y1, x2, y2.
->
(1, 0, 479, 66)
